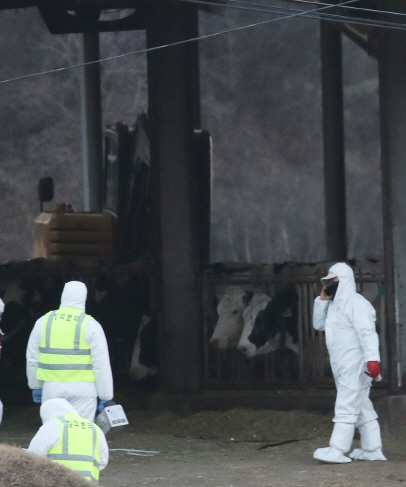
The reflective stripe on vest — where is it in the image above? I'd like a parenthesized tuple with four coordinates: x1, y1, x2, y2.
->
(37, 307, 95, 383)
(48, 413, 101, 482)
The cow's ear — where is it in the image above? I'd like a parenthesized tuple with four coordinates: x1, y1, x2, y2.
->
(244, 291, 254, 306)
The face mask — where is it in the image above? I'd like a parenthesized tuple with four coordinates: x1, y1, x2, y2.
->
(324, 281, 339, 300)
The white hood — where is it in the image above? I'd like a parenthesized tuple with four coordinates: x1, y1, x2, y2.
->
(60, 281, 87, 311)
(323, 262, 356, 307)
(0, 298, 4, 314)
(40, 398, 78, 423)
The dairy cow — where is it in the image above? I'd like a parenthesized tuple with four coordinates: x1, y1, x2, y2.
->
(129, 314, 157, 380)
(0, 280, 28, 338)
(0, 278, 50, 380)
(0, 267, 158, 385)
(248, 284, 299, 355)
(209, 285, 252, 349)
(88, 274, 156, 381)
(237, 293, 277, 357)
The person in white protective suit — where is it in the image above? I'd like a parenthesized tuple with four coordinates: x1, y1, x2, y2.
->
(26, 281, 113, 422)
(0, 297, 4, 425)
(28, 398, 109, 482)
(312, 262, 386, 464)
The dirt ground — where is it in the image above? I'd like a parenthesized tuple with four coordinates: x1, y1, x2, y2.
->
(1, 398, 406, 487)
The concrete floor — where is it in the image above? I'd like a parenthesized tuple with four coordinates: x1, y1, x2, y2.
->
(0, 388, 404, 487)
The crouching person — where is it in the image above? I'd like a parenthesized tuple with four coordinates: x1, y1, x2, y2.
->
(28, 398, 109, 482)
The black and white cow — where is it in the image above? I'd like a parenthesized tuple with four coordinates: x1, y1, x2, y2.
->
(209, 285, 253, 350)
(89, 273, 155, 381)
(0, 276, 56, 382)
(0, 263, 158, 386)
(237, 293, 274, 357)
(129, 314, 157, 381)
(247, 284, 299, 355)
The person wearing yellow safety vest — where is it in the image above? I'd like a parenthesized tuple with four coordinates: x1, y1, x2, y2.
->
(26, 281, 113, 422)
(28, 398, 109, 482)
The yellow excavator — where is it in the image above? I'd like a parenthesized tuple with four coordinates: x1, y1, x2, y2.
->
(32, 116, 151, 264)
(33, 188, 114, 262)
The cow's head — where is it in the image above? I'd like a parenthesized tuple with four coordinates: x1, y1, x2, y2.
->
(210, 286, 251, 349)
(237, 293, 275, 357)
(248, 300, 279, 348)
(248, 284, 299, 349)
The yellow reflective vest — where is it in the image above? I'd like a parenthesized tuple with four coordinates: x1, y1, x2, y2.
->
(37, 307, 95, 383)
(48, 412, 101, 482)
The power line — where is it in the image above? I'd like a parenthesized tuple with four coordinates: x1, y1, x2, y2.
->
(180, 0, 406, 31)
(0, 0, 404, 88)
(275, 0, 406, 20)
(194, 0, 406, 23)
(0, 0, 358, 86)
(2, 0, 405, 86)
(182, 0, 406, 32)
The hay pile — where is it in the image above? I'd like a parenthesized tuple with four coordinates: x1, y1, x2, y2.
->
(0, 444, 101, 487)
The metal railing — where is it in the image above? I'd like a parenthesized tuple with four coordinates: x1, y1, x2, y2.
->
(202, 266, 386, 388)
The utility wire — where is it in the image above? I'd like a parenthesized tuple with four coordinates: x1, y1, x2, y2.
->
(0, 0, 358, 86)
(195, 0, 406, 23)
(2, 0, 406, 86)
(0, 0, 404, 87)
(275, 0, 406, 20)
(180, 0, 406, 31)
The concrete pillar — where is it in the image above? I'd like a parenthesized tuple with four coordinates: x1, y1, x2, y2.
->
(378, 1, 406, 394)
(320, 21, 347, 261)
(146, 2, 202, 393)
(80, 32, 103, 212)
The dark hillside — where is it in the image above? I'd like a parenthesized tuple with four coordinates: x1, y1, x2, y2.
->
(0, 3, 381, 264)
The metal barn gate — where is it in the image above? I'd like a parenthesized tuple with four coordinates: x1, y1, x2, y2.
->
(202, 264, 386, 388)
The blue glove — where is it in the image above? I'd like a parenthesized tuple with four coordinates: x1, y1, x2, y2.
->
(32, 389, 42, 404)
(97, 399, 108, 413)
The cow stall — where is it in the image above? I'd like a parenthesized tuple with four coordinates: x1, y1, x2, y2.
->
(0, 258, 155, 390)
(202, 261, 387, 388)
(0, 257, 387, 397)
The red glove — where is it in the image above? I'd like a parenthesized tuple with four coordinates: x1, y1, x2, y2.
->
(365, 361, 380, 379)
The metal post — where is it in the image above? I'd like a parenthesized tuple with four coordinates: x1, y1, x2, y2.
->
(146, 2, 202, 393)
(378, 1, 406, 394)
(80, 32, 103, 212)
(320, 21, 347, 261)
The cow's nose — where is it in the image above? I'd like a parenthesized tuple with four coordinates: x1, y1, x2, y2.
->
(237, 344, 248, 355)
(209, 336, 217, 346)
(238, 343, 257, 357)
(210, 337, 228, 349)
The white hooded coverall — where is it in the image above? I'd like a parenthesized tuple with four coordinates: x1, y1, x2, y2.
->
(26, 281, 113, 422)
(27, 398, 109, 472)
(312, 263, 386, 463)
(0, 297, 4, 425)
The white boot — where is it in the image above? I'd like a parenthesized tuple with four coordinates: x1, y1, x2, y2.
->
(313, 447, 352, 463)
(349, 420, 387, 461)
(349, 448, 386, 461)
(313, 423, 354, 464)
